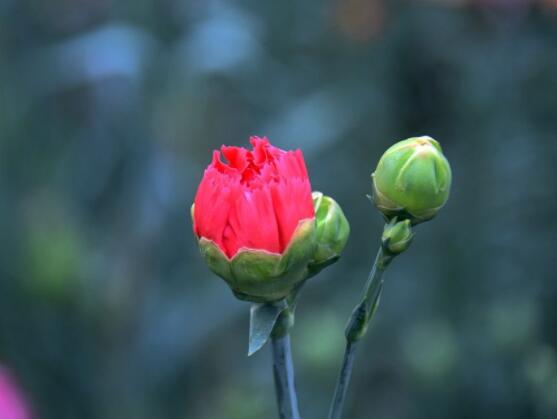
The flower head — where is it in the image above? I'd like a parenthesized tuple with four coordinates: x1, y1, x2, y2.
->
(0, 367, 31, 419)
(372, 136, 452, 224)
(193, 136, 315, 259)
(193, 137, 317, 302)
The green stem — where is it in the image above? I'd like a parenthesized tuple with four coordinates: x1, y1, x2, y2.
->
(327, 341, 357, 419)
(328, 245, 393, 419)
(271, 328, 301, 419)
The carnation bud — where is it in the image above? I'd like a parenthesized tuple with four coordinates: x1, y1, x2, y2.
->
(193, 137, 317, 303)
(307, 192, 350, 276)
(381, 218, 413, 255)
(372, 136, 452, 224)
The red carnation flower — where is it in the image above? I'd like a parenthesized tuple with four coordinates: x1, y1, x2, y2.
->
(192, 137, 318, 302)
(193, 136, 315, 259)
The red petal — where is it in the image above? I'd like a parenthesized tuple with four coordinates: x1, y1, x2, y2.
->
(221, 145, 249, 172)
(225, 185, 281, 256)
(270, 177, 314, 250)
(210, 150, 236, 175)
(250, 136, 270, 166)
(194, 138, 315, 257)
(193, 167, 241, 256)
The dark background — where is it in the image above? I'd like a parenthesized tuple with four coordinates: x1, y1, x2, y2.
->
(1, 0, 556, 418)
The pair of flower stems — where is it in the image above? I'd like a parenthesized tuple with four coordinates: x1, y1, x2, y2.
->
(192, 136, 451, 418)
(269, 235, 395, 419)
(246, 136, 450, 418)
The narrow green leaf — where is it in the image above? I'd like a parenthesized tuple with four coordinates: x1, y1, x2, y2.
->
(248, 300, 287, 356)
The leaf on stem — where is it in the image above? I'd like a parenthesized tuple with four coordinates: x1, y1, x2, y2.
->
(248, 300, 288, 356)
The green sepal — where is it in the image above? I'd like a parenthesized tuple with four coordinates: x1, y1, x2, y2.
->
(199, 237, 233, 280)
(198, 218, 316, 303)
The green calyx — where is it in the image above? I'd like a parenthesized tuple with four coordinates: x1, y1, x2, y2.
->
(198, 218, 316, 303)
(307, 192, 350, 277)
(372, 136, 452, 224)
(196, 192, 351, 303)
(381, 218, 413, 255)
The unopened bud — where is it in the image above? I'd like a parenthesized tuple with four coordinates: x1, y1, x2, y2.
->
(382, 218, 413, 255)
(372, 136, 452, 224)
(307, 192, 350, 276)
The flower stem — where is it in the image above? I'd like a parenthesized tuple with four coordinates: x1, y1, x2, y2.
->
(328, 245, 393, 419)
(271, 330, 301, 419)
(327, 340, 357, 419)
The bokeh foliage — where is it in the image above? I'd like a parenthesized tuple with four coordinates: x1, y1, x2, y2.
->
(1, 0, 557, 418)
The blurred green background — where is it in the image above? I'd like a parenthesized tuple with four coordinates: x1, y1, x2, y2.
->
(1, 0, 557, 418)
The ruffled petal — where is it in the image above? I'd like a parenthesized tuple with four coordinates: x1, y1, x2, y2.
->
(270, 177, 314, 250)
(221, 145, 249, 172)
(275, 149, 309, 179)
(193, 167, 240, 255)
(225, 185, 281, 257)
(210, 150, 237, 175)
(250, 136, 270, 166)
(194, 137, 314, 257)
